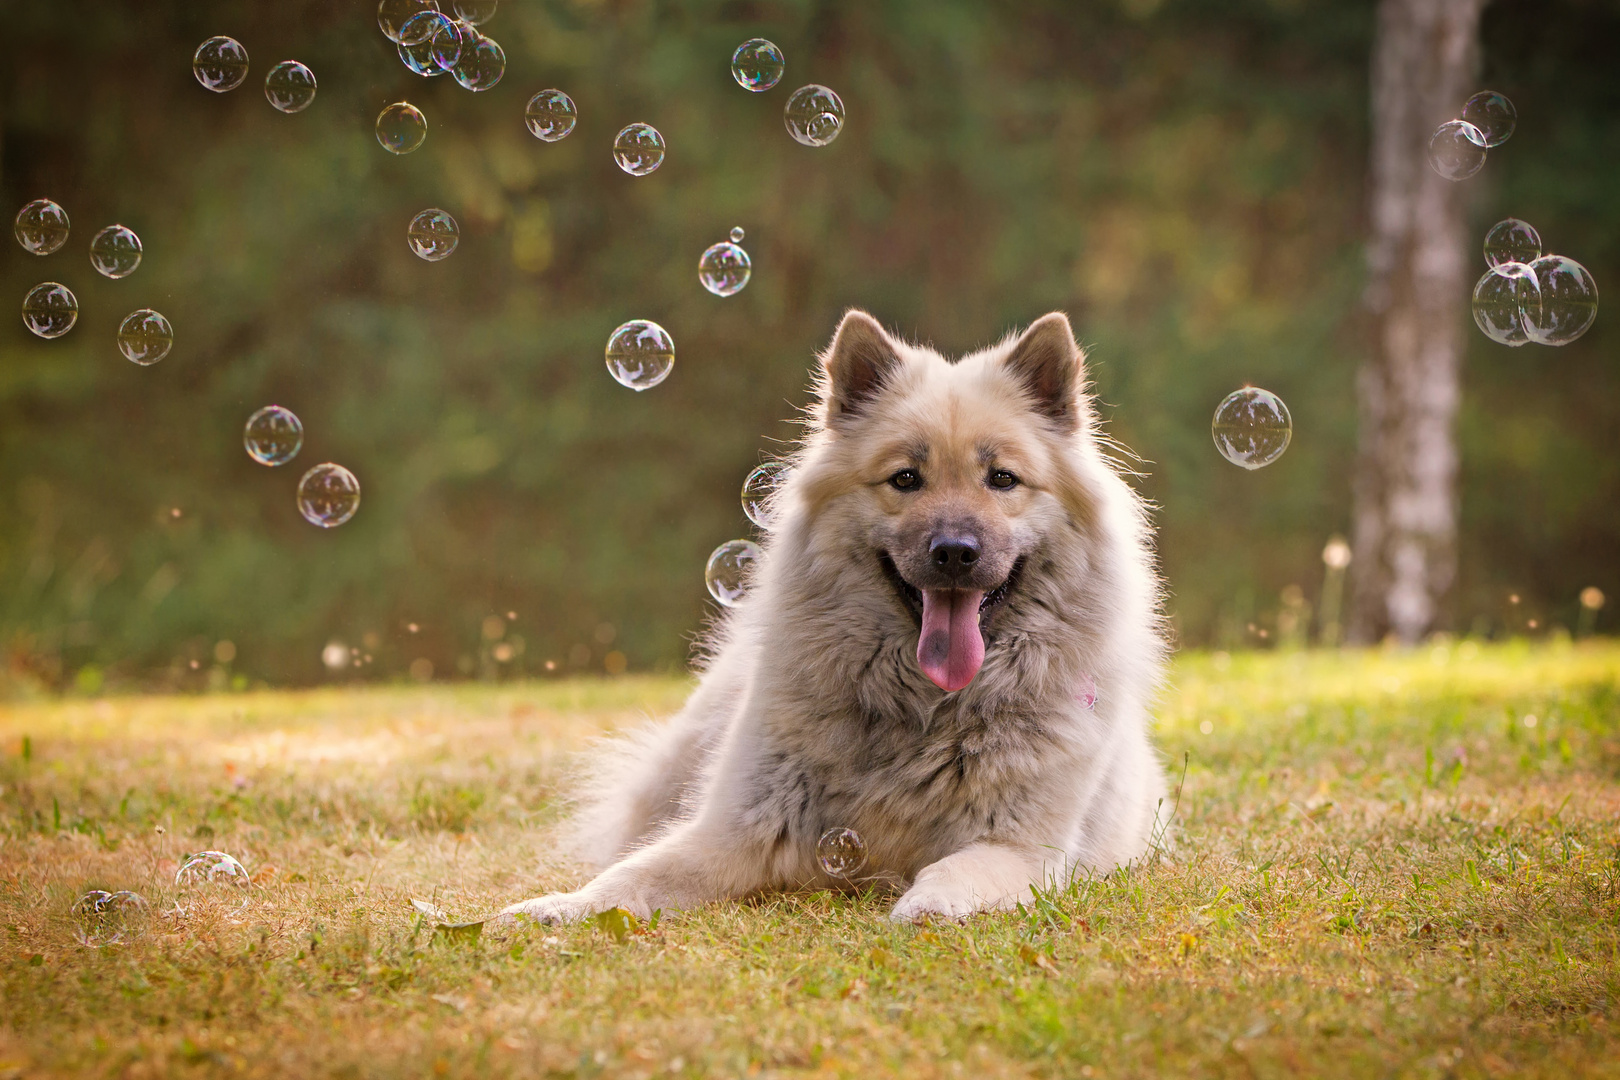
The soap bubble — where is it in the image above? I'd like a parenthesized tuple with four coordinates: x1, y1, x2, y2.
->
(699, 240, 751, 297)
(705, 539, 761, 607)
(378, 0, 440, 42)
(193, 36, 249, 92)
(399, 8, 450, 44)
(451, 34, 505, 91)
(605, 319, 675, 390)
(117, 309, 173, 366)
(430, 17, 477, 70)
(741, 462, 785, 527)
(1525, 254, 1598, 346)
(1428, 120, 1487, 181)
(376, 102, 427, 154)
(730, 226, 745, 243)
(784, 85, 845, 147)
(1471, 261, 1539, 347)
(244, 405, 304, 466)
(297, 464, 361, 528)
(14, 199, 69, 255)
(454, 0, 497, 22)
(175, 851, 251, 913)
(21, 283, 78, 339)
(90, 224, 142, 278)
(731, 38, 784, 92)
(613, 123, 666, 176)
(264, 60, 317, 112)
(816, 827, 868, 878)
(1462, 90, 1516, 147)
(407, 208, 459, 261)
(1483, 218, 1540, 268)
(1211, 387, 1292, 470)
(525, 89, 577, 142)
(72, 890, 149, 947)
(398, 13, 450, 75)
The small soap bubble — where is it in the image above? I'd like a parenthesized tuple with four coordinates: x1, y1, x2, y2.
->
(72, 890, 149, 948)
(1211, 387, 1292, 470)
(14, 199, 69, 255)
(430, 17, 476, 70)
(117, 309, 173, 366)
(1471, 261, 1539, 347)
(1428, 120, 1487, 181)
(699, 240, 751, 297)
(264, 60, 317, 112)
(1462, 90, 1516, 148)
(90, 224, 142, 279)
(22, 282, 78, 339)
(244, 405, 304, 466)
(398, 15, 449, 76)
(378, 0, 440, 43)
(193, 36, 249, 92)
(784, 85, 845, 147)
(407, 208, 460, 261)
(454, 0, 498, 22)
(605, 319, 675, 390)
(1524, 254, 1598, 346)
(705, 539, 761, 607)
(451, 34, 505, 91)
(729, 226, 745, 243)
(731, 38, 784, 92)
(613, 123, 666, 176)
(741, 462, 785, 527)
(525, 89, 577, 142)
(816, 827, 868, 878)
(297, 463, 361, 528)
(376, 102, 428, 154)
(1483, 218, 1540, 268)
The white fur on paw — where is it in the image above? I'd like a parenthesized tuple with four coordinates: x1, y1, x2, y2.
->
(890, 879, 987, 922)
(497, 891, 596, 926)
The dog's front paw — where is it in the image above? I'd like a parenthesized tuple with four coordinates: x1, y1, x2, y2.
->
(890, 878, 985, 922)
(496, 891, 597, 927)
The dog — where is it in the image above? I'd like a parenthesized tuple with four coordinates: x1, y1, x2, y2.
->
(500, 309, 1167, 924)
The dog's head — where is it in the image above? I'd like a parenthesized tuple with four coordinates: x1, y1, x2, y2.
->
(799, 309, 1094, 694)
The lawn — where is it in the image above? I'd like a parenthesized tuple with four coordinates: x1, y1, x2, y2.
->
(2, 641, 1618, 1079)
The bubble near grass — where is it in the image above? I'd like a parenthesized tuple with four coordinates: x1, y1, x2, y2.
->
(731, 38, 784, 91)
(613, 123, 666, 176)
(377, 102, 427, 154)
(14, 199, 70, 255)
(1472, 261, 1539, 347)
(378, 0, 440, 42)
(1462, 90, 1516, 147)
(1484, 218, 1540, 268)
(407, 208, 460, 261)
(741, 462, 785, 527)
(525, 89, 577, 142)
(297, 463, 361, 527)
(264, 60, 317, 112)
(22, 282, 78, 339)
(451, 34, 505, 91)
(705, 539, 761, 607)
(784, 84, 845, 147)
(72, 890, 149, 948)
(816, 827, 867, 878)
(1428, 120, 1487, 181)
(244, 405, 304, 466)
(117, 309, 173, 365)
(605, 319, 675, 390)
(1525, 254, 1598, 346)
(699, 240, 751, 297)
(175, 851, 251, 912)
(90, 224, 142, 278)
(193, 36, 249, 92)
(1211, 387, 1292, 470)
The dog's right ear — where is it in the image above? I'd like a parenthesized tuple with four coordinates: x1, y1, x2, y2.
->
(818, 310, 902, 431)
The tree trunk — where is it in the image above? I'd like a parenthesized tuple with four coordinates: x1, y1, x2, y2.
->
(1350, 0, 1487, 645)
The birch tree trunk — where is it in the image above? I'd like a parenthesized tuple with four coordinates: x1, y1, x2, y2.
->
(1350, 0, 1487, 644)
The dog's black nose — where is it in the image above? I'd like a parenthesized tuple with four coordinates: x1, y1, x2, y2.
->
(929, 534, 980, 571)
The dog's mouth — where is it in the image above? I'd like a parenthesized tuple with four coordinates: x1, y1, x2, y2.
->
(878, 553, 1024, 693)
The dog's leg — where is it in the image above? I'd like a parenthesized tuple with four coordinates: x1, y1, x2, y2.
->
(889, 841, 1057, 922)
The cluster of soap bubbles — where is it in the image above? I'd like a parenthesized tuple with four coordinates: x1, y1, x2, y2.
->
(816, 827, 868, 878)
(69, 849, 254, 947)
(71, 890, 150, 947)
(1472, 218, 1599, 347)
(193, 35, 318, 113)
(1212, 388, 1293, 471)
(699, 459, 786, 607)
(1429, 91, 1515, 182)
(381, 0, 506, 92)
(242, 405, 361, 527)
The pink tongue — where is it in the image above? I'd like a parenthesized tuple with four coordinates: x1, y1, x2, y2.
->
(917, 589, 986, 692)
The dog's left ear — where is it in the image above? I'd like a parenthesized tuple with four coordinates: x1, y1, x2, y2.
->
(1002, 312, 1085, 434)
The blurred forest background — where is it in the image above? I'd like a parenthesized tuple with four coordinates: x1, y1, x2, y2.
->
(0, 0, 1615, 691)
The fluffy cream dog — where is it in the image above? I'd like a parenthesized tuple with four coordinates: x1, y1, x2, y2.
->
(501, 310, 1166, 923)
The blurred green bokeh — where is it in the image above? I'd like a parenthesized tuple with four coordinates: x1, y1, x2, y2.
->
(1, 0, 1615, 690)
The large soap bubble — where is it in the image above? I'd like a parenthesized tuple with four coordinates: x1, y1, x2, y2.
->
(117, 309, 173, 366)
(244, 406, 304, 466)
(451, 34, 505, 90)
(731, 38, 784, 91)
(378, 0, 440, 42)
(613, 123, 666, 176)
(605, 319, 675, 390)
(741, 462, 786, 527)
(1461, 90, 1516, 147)
(90, 224, 142, 278)
(1211, 387, 1292, 470)
(298, 464, 361, 527)
(1483, 218, 1540, 268)
(264, 60, 317, 112)
(398, 13, 452, 75)
(816, 828, 868, 878)
(525, 90, 577, 142)
(193, 36, 249, 92)
(22, 282, 78, 339)
(376, 102, 428, 154)
(1524, 255, 1598, 346)
(706, 539, 761, 607)
(407, 208, 460, 261)
(72, 890, 149, 948)
(784, 85, 845, 147)
(1471, 261, 1539, 347)
(14, 199, 70, 255)
(699, 239, 751, 297)
(1428, 120, 1487, 181)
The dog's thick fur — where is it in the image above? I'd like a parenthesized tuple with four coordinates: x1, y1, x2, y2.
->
(501, 310, 1167, 923)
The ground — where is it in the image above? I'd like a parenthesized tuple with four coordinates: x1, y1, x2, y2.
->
(1, 641, 1618, 1079)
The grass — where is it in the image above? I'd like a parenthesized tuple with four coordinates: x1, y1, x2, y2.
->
(2, 641, 1618, 1079)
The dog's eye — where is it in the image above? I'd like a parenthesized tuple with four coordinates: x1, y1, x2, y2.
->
(988, 469, 1020, 490)
(889, 469, 922, 491)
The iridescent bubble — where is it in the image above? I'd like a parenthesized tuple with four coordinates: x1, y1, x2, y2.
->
(1462, 90, 1516, 148)
(376, 102, 428, 154)
(454, 0, 498, 22)
(1428, 120, 1487, 181)
(605, 319, 675, 390)
(14, 199, 69, 255)
(407, 208, 459, 261)
(741, 462, 785, 527)
(730, 226, 745, 243)
(784, 85, 845, 147)
(398, 15, 450, 76)
(1524, 254, 1598, 347)
(525, 89, 577, 142)
(175, 851, 251, 913)
(1471, 261, 1539, 347)
(816, 827, 868, 878)
(400, 8, 450, 44)
(705, 539, 761, 607)
(297, 463, 361, 528)
(21, 282, 78, 339)
(429, 17, 476, 70)
(731, 38, 784, 92)
(72, 890, 149, 948)
(90, 224, 142, 278)
(699, 240, 751, 297)
(378, 0, 440, 42)
(452, 34, 505, 91)
(1211, 387, 1292, 470)
(244, 405, 304, 466)
(613, 123, 666, 176)
(193, 36, 249, 92)
(264, 60, 317, 112)
(117, 309, 173, 366)
(1483, 218, 1540, 268)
